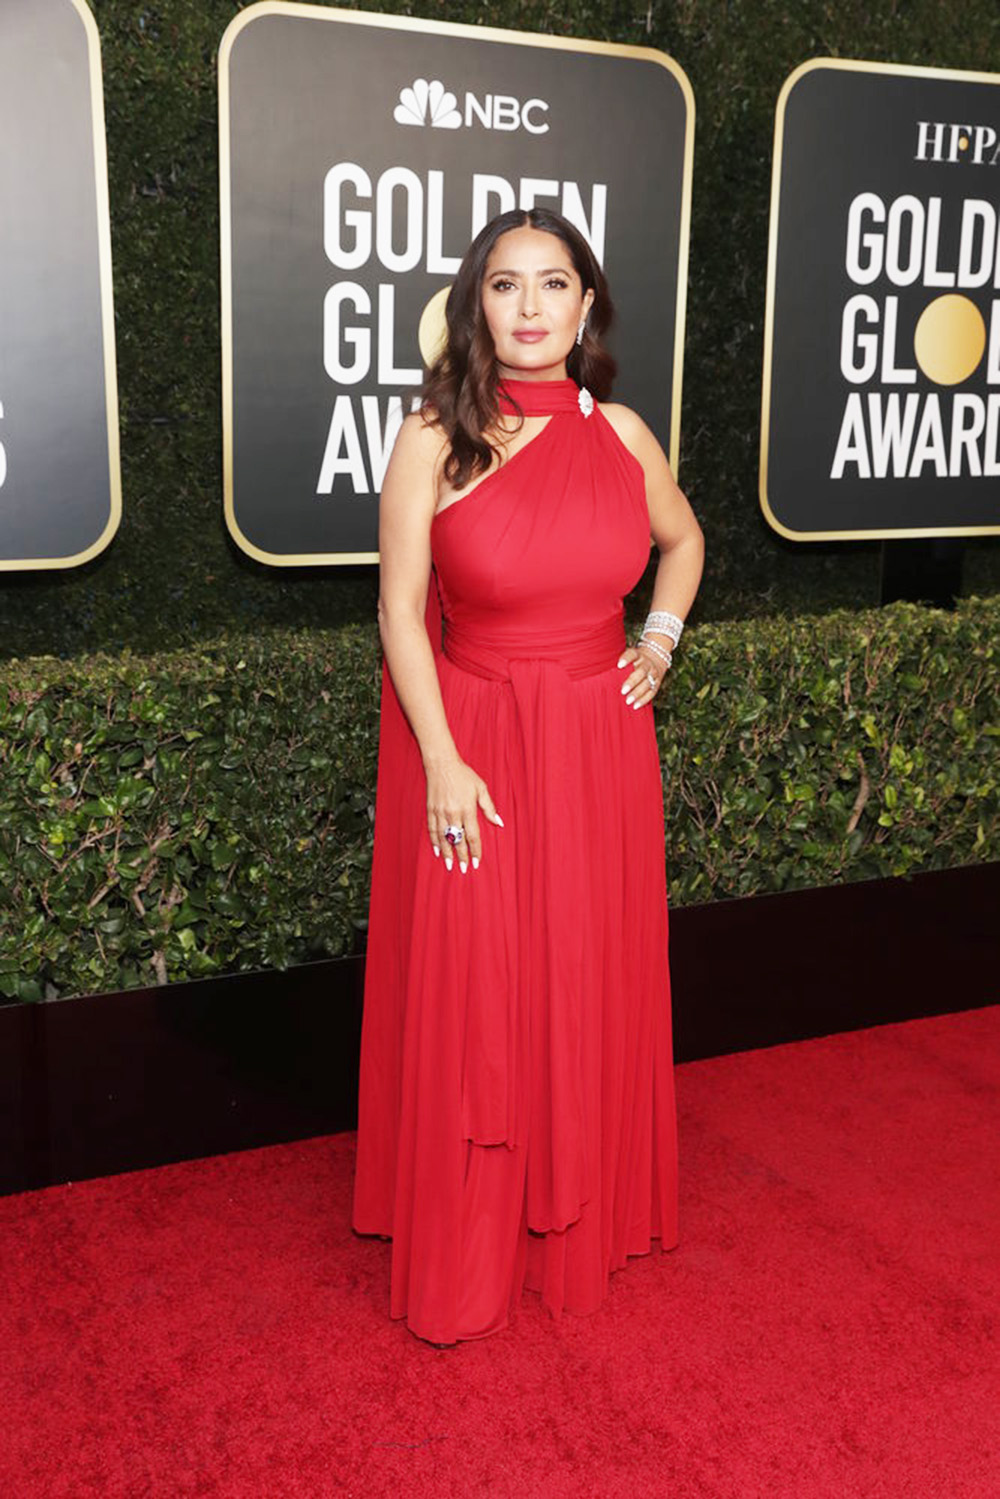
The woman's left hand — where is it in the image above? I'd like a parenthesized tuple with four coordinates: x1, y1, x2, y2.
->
(617, 644, 668, 709)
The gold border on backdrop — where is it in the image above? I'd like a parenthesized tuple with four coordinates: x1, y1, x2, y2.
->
(760, 56, 1000, 542)
(218, 0, 695, 567)
(1, 0, 122, 571)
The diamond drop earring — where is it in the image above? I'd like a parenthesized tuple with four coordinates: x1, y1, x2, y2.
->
(576, 318, 586, 347)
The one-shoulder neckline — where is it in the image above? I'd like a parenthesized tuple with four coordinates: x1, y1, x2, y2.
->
(432, 414, 558, 528)
(431, 397, 649, 530)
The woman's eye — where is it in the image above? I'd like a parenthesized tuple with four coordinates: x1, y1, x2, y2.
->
(545, 278, 569, 289)
(490, 279, 515, 292)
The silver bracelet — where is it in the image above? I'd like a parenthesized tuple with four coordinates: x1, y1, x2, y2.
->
(638, 636, 673, 670)
(643, 610, 685, 646)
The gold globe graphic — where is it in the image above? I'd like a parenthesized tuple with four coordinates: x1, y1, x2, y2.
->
(418, 285, 451, 368)
(913, 294, 986, 386)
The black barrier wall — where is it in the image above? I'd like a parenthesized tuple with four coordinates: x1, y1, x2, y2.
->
(0, 0, 997, 660)
(4, 862, 997, 1195)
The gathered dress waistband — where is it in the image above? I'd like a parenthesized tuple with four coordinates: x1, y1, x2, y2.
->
(442, 614, 625, 682)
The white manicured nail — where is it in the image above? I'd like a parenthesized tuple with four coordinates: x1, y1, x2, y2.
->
(445, 857, 453, 871)
(433, 845, 440, 858)
(472, 857, 480, 870)
(495, 814, 504, 827)
(633, 699, 642, 710)
(626, 694, 635, 705)
(621, 682, 630, 695)
(617, 657, 626, 668)
(459, 860, 468, 874)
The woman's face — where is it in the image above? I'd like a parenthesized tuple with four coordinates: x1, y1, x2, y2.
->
(481, 226, 595, 382)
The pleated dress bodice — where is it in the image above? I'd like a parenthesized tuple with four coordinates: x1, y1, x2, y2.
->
(431, 377, 652, 663)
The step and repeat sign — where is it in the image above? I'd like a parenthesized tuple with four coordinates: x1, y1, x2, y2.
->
(219, 2, 693, 564)
(761, 58, 1000, 541)
(0, 0, 121, 571)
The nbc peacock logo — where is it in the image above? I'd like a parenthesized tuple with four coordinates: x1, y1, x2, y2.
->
(394, 79, 462, 129)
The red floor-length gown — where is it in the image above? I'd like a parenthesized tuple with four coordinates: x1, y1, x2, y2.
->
(351, 376, 679, 1343)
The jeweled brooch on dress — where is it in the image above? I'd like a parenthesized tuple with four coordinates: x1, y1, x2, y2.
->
(578, 386, 594, 418)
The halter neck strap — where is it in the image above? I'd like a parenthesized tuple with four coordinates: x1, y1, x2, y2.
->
(497, 377, 584, 416)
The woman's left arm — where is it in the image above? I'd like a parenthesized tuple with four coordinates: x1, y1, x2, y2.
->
(601, 404, 705, 708)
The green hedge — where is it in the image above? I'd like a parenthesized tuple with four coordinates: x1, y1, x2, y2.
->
(658, 596, 998, 901)
(0, 0, 997, 662)
(1, 597, 995, 1002)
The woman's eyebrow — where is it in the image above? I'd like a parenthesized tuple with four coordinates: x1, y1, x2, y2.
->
(487, 267, 572, 276)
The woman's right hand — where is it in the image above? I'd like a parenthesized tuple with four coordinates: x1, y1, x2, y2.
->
(426, 756, 504, 872)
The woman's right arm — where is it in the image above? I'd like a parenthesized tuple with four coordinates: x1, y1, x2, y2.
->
(377, 413, 502, 871)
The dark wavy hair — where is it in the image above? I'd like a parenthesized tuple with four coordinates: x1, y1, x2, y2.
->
(422, 207, 616, 489)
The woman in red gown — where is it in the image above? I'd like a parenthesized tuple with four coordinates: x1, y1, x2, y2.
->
(352, 208, 704, 1345)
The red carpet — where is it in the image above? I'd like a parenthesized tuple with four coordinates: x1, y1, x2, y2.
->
(3, 1005, 998, 1497)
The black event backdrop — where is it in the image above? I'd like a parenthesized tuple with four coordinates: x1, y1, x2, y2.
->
(221, 8, 689, 561)
(763, 61, 1000, 540)
(0, 0, 997, 660)
(0, 0, 121, 571)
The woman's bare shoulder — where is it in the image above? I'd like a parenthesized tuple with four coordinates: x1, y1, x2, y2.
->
(597, 401, 653, 447)
(382, 409, 451, 496)
(598, 401, 674, 478)
(393, 407, 448, 460)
